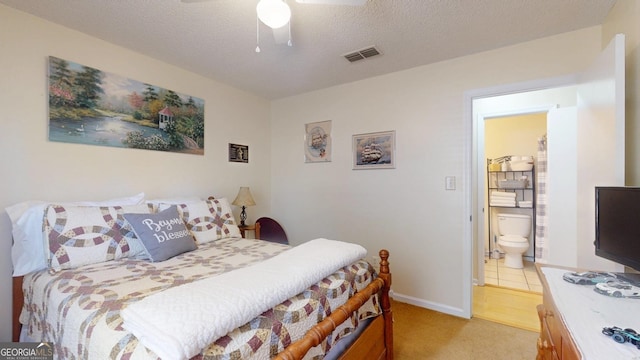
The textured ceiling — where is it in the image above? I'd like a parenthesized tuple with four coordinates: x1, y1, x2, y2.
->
(1, 0, 617, 100)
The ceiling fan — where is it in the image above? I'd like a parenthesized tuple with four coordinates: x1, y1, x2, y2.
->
(181, 0, 368, 50)
(181, 0, 367, 7)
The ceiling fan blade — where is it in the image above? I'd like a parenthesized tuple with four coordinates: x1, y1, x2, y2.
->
(295, 0, 367, 5)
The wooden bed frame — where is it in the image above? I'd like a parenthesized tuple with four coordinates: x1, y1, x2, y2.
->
(276, 249, 393, 360)
(12, 249, 393, 360)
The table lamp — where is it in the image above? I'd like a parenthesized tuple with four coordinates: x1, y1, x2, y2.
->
(232, 187, 256, 227)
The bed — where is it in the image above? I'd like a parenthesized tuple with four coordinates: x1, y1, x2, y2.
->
(8, 195, 393, 360)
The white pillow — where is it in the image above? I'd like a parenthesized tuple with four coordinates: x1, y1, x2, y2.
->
(146, 196, 201, 213)
(159, 198, 241, 244)
(66, 192, 145, 207)
(7, 192, 145, 276)
(44, 203, 151, 271)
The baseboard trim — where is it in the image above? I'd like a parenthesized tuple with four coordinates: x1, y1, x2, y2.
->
(391, 291, 469, 319)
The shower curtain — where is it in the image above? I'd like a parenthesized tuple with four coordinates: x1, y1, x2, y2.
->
(535, 135, 549, 263)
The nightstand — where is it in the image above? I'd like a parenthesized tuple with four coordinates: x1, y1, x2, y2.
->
(238, 222, 261, 239)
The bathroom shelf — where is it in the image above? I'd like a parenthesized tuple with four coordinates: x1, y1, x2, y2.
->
(486, 160, 536, 260)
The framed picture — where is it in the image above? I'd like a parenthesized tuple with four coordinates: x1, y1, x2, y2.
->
(352, 130, 395, 170)
(304, 120, 331, 162)
(48, 56, 205, 155)
(228, 143, 248, 163)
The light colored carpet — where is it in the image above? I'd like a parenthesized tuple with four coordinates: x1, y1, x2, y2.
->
(393, 301, 539, 359)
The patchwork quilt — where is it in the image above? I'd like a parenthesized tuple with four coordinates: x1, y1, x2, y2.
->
(20, 238, 380, 360)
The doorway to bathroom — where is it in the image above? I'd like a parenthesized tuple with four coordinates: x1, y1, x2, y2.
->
(472, 88, 577, 291)
(483, 112, 546, 292)
(464, 33, 625, 321)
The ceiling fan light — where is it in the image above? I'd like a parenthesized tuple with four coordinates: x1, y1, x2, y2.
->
(257, 0, 291, 29)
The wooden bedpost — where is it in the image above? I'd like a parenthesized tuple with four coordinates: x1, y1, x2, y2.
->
(275, 250, 393, 360)
(378, 249, 393, 360)
(12, 276, 24, 342)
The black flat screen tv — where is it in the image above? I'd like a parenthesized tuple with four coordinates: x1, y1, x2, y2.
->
(595, 186, 640, 272)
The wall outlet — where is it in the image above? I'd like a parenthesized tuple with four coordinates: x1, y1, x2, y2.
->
(445, 176, 456, 190)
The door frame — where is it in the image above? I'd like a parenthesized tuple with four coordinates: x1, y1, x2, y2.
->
(462, 74, 576, 317)
(475, 105, 556, 286)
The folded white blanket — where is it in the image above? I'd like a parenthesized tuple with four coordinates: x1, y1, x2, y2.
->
(121, 238, 367, 360)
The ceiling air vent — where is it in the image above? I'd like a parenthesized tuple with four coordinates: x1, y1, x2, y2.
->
(343, 46, 381, 63)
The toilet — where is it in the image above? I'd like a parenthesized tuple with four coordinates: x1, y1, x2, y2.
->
(496, 213, 531, 269)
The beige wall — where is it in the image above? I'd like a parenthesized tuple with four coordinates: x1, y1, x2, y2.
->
(270, 27, 602, 316)
(485, 114, 546, 162)
(603, 0, 640, 185)
(0, 5, 271, 341)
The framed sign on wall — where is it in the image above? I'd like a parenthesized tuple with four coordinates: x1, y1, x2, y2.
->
(229, 143, 248, 163)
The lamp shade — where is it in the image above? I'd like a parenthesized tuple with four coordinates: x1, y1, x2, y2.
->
(256, 0, 291, 29)
(232, 187, 256, 207)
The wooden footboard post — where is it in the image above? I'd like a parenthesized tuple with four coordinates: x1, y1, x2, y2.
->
(275, 250, 393, 360)
(12, 276, 24, 342)
(378, 249, 393, 360)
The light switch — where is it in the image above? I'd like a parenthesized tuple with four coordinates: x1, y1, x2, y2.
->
(445, 176, 456, 190)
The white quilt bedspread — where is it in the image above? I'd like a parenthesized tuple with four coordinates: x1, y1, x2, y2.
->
(121, 238, 367, 360)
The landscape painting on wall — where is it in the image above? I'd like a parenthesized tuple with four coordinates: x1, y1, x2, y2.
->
(48, 56, 205, 155)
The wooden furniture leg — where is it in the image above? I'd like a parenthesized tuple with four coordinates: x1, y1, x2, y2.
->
(13, 276, 24, 342)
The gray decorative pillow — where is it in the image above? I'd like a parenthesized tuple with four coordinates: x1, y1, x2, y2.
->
(124, 206, 196, 262)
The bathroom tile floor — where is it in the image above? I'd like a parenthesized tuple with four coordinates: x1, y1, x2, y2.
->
(484, 257, 542, 293)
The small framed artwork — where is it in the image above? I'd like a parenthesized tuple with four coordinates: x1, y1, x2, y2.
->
(229, 143, 248, 163)
(304, 120, 332, 163)
(352, 130, 395, 170)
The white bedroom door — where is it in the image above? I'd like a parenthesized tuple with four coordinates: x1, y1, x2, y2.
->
(546, 106, 578, 266)
(575, 33, 625, 271)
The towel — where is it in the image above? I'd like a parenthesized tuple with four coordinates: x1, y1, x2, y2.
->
(491, 191, 516, 198)
(121, 238, 367, 360)
(518, 200, 533, 208)
(490, 199, 516, 207)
